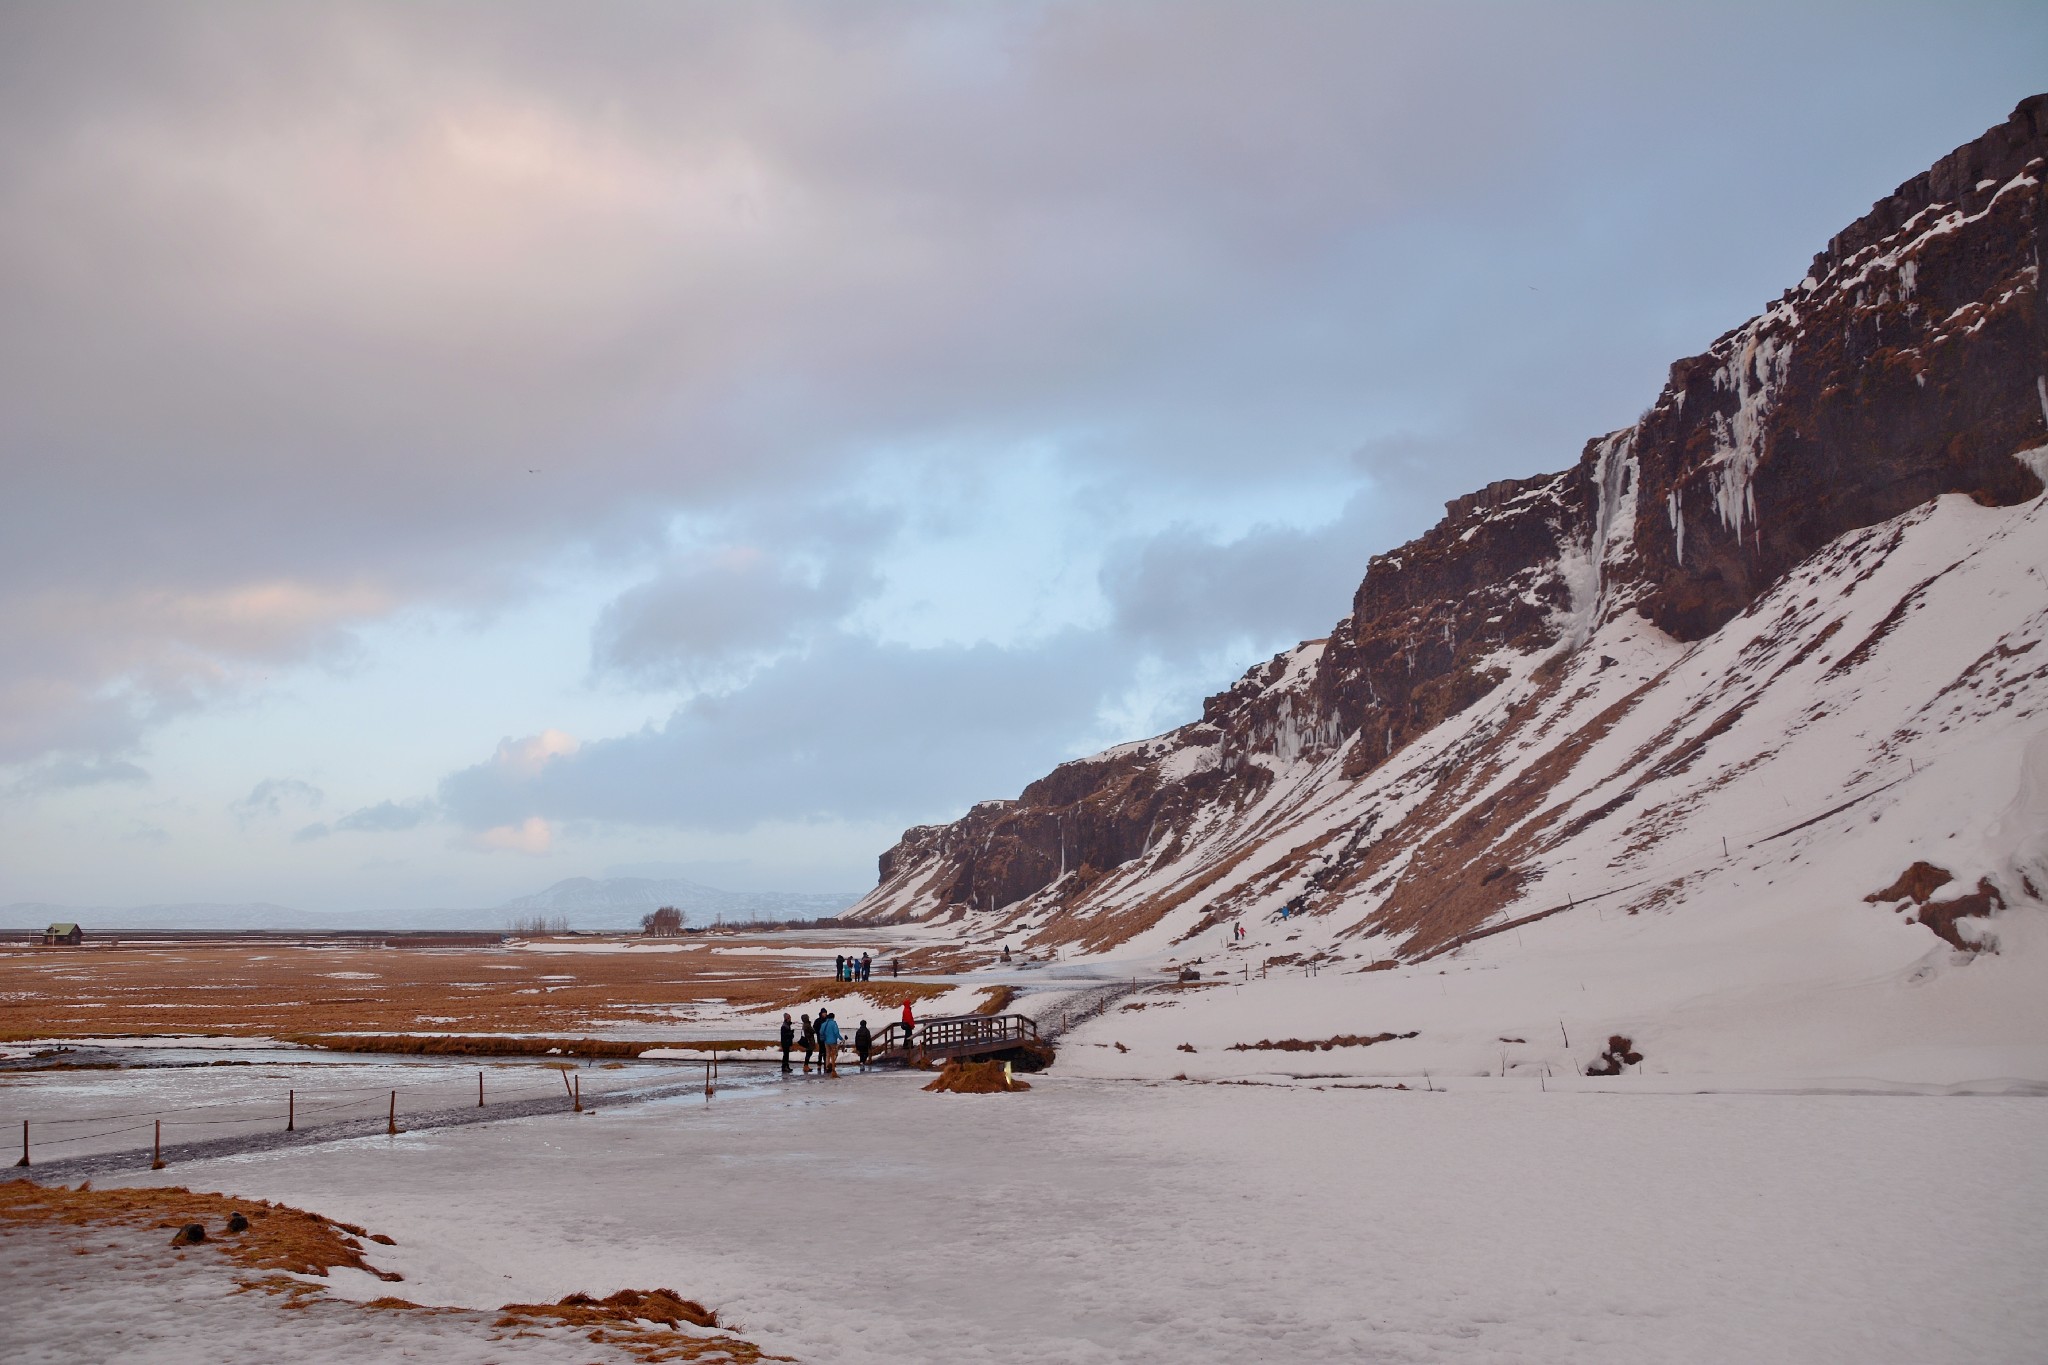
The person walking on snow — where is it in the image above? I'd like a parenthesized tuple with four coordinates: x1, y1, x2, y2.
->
(861, 952, 872, 981)
(799, 1013, 816, 1074)
(835, 954, 846, 982)
(779, 1013, 795, 1074)
(818, 1011, 842, 1076)
(855, 1019, 873, 1070)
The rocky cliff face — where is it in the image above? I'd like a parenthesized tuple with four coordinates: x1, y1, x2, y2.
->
(851, 98, 2048, 961)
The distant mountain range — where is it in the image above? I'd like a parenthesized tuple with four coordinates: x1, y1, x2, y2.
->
(3, 877, 860, 933)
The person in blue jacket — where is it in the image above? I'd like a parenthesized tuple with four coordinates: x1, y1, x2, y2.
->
(817, 1010, 842, 1077)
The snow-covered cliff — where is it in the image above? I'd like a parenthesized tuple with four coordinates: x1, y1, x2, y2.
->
(849, 98, 2048, 999)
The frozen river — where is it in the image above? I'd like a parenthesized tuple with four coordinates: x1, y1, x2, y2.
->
(12, 1063, 2043, 1364)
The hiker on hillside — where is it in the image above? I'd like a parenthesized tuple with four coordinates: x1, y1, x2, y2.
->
(818, 1010, 842, 1076)
(855, 1019, 873, 1070)
(891, 956, 900, 978)
(799, 1013, 816, 1074)
(779, 1013, 795, 1074)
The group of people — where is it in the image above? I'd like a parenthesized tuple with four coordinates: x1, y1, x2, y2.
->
(779, 997, 920, 1078)
(782, 1009, 883, 1076)
(834, 952, 873, 982)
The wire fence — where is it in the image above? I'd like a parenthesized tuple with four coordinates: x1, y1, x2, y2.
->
(4, 1055, 746, 1174)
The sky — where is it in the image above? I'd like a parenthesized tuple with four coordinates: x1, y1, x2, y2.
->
(3, 2, 2044, 914)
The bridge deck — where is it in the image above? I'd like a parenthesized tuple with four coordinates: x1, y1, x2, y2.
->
(866, 1012, 1039, 1067)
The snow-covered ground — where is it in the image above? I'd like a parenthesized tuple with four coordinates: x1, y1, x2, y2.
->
(12, 1070, 2042, 1363)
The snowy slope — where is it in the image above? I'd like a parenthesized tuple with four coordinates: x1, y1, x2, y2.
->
(842, 99, 2048, 1081)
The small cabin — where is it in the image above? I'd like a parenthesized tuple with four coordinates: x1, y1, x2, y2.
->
(42, 922, 83, 946)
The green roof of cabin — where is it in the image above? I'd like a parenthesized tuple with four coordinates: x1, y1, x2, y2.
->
(46, 923, 78, 934)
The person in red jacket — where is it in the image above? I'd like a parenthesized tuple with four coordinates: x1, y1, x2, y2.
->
(900, 997, 916, 1044)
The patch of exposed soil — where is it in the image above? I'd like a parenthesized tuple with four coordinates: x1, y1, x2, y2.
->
(1865, 862, 2004, 952)
(1581, 1035, 1643, 1077)
(1864, 861, 1957, 906)
(1229, 1031, 1419, 1052)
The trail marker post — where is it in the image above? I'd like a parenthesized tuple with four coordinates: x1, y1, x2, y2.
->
(287, 1089, 294, 1132)
(152, 1120, 165, 1170)
(16, 1119, 26, 1167)
(388, 1091, 398, 1135)
(478, 1070, 485, 1107)
(573, 1073, 582, 1113)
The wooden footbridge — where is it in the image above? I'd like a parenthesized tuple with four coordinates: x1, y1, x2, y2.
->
(867, 1013, 1045, 1068)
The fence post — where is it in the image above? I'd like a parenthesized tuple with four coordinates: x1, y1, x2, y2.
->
(152, 1119, 165, 1170)
(15, 1119, 26, 1167)
(478, 1070, 484, 1108)
(388, 1091, 398, 1135)
(287, 1089, 294, 1132)
(573, 1073, 582, 1113)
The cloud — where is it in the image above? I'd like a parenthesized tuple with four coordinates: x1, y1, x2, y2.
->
(484, 731, 582, 779)
(1099, 495, 1400, 662)
(593, 504, 895, 686)
(231, 777, 325, 826)
(5, 4, 2044, 911)
(335, 800, 437, 834)
(294, 798, 437, 841)
(6, 3, 2036, 778)
(8, 755, 151, 796)
(473, 817, 554, 855)
(439, 629, 1131, 832)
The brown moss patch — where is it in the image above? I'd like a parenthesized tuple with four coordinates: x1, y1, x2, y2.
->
(779, 979, 953, 1012)
(0, 1180, 401, 1281)
(1229, 1030, 1418, 1052)
(921, 1060, 1030, 1093)
(972, 985, 1017, 1015)
(0, 936, 908, 1043)
(2, 1183, 781, 1362)
(281, 1033, 763, 1059)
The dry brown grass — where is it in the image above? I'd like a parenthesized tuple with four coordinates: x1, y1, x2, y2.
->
(921, 1060, 1030, 1093)
(282, 1032, 772, 1059)
(495, 1288, 789, 1362)
(1, 1181, 781, 1363)
(781, 979, 953, 1011)
(0, 936, 926, 1043)
(972, 985, 1017, 1015)
(1228, 1030, 1418, 1052)
(0, 1179, 401, 1280)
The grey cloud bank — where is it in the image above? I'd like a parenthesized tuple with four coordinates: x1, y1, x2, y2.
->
(2, 3, 2043, 906)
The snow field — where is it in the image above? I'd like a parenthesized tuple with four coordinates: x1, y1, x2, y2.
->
(43, 1073, 2047, 1364)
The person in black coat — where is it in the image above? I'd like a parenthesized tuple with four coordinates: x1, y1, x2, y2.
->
(778, 1013, 795, 1074)
(799, 1012, 816, 1074)
(854, 1019, 873, 1070)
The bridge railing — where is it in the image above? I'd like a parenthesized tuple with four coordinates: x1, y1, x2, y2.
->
(867, 1013, 1038, 1065)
